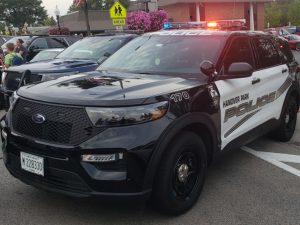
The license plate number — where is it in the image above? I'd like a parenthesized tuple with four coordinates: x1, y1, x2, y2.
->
(20, 152, 44, 176)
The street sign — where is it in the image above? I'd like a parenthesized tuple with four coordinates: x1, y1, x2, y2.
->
(5, 30, 9, 35)
(116, 26, 123, 31)
(113, 19, 126, 26)
(109, 2, 127, 19)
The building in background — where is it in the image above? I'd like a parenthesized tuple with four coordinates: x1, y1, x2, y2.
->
(158, 0, 273, 31)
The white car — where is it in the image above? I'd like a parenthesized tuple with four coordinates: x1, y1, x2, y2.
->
(30, 48, 64, 63)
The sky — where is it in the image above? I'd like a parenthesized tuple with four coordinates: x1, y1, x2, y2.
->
(42, 0, 72, 19)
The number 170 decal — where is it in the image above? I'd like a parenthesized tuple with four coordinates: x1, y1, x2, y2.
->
(170, 92, 190, 102)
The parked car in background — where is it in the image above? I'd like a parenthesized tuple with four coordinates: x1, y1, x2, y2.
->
(30, 48, 64, 63)
(1, 35, 80, 62)
(0, 33, 138, 110)
(0, 35, 13, 46)
(264, 27, 290, 37)
(284, 35, 300, 50)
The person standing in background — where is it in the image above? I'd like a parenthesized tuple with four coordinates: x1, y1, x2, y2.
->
(0, 46, 5, 68)
(15, 39, 27, 63)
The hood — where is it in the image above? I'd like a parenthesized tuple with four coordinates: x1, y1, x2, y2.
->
(17, 71, 201, 106)
(7, 58, 98, 73)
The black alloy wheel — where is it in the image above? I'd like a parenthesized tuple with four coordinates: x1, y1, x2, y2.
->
(151, 131, 207, 215)
(271, 96, 297, 142)
(296, 43, 300, 51)
(172, 150, 199, 200)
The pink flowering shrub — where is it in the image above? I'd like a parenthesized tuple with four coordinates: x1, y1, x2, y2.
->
(126, 11, 151, 32)
(149, 10, 168, 31)
(49, 26, 71, 35)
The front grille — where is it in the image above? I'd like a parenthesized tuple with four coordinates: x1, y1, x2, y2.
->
(5, 72, 22, 91)
(12, 99, 105, 145)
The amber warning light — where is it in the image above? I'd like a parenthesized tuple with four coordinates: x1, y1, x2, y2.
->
(207, 22, 217, 27)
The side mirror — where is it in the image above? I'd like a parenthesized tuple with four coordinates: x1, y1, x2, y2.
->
(219, 63, 253, 80)
(200, 61, 215, 77)
(103, 52, 111, 57)
(29, 46, 38, 51)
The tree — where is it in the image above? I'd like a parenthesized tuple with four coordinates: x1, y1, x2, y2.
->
(0, 22, 5, 31)
(265, 2, 282, 28)
(67, 0, 130, 13)
(288, 0, 300, 26)
(0, 0, 47, 35)
(44, 16, 56, 26)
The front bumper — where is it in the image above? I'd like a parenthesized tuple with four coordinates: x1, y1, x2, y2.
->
(1, 114, 171, 204)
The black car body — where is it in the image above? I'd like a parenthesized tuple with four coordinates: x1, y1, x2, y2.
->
(1, 35, 80, 62)
(0, 34, 138, 111)
(2, 24, 300, 215)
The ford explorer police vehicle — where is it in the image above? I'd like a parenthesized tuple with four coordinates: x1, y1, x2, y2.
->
(1, 20, 299, 215)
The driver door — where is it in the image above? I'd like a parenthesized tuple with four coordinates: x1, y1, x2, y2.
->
(215, 37, 261, 150)
(27, 38, 49, 62)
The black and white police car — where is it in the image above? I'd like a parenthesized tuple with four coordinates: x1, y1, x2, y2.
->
(1, 20, 300, 215)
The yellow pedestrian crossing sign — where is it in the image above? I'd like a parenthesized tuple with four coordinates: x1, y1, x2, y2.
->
(5, 30, 9, 35)
(109, 1, 127, 19)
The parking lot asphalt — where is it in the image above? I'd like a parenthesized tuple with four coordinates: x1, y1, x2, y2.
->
(1, 51, 300, 224)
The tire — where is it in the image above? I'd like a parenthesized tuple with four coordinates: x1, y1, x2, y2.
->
(272, 96, 297, 142)
(151, 131, 207, 215)
(296, 43, 300, 51)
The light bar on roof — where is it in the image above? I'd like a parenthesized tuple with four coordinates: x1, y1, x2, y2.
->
(163, 19, 246, 30)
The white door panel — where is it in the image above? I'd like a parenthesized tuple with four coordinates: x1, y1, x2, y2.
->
(215, 64, 289, 150)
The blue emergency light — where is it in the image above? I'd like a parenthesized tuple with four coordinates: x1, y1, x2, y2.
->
(164, 23, 170, 28)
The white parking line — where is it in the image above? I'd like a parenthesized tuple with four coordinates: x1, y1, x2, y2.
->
(241, 146, 300, 177)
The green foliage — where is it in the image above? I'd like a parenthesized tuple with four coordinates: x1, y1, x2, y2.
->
(44, 16, 56, 26)
(288, 0, 300, 26)
(265, 2, 282, 27)
(67, 0, 130, 13)
(0, 22, 5, 31)
(0, 0, 47, 34)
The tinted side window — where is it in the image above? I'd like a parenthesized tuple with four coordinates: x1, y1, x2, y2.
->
(49, 38, 68, 48)
(253, 38, 281, 69)
(273, 38, 294, 63)
(31, 38, 49, 49)
(223, 38, 255, 74)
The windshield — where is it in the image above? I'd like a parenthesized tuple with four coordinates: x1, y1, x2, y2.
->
(31, 51, 62, 62)
(1, 37, 31, 49)
(98, 34, 224, 77)
(290, 35, 300, 40)
(278, 28, 290, 36)
(56, 37, 124, 60)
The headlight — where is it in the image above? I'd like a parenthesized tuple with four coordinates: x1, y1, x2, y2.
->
(9, 91, 19, 109)
(38, 71, 80, 82)
(86, 101, 168, 127)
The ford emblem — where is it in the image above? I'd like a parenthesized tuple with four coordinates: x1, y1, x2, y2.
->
(32, 114, 46, 124)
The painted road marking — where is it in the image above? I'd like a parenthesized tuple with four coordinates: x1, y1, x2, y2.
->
(241, 146, 300, 178)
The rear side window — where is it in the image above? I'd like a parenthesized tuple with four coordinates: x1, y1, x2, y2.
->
(49, 38, 68, 48)
(273, 38, 294, 64)
(253, 38, 281, 69)
(31, 38, 49, 49)
(223, 38, 255, 74)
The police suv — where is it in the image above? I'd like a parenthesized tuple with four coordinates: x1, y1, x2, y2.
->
(1, 20, 299, 215)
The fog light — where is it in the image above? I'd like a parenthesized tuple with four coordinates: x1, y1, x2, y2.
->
(82, 153, 123, 162)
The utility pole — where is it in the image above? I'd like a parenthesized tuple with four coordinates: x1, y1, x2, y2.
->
(83, 0, 91, 36)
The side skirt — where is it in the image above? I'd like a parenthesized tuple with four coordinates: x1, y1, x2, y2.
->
(212, 118, 281, 163)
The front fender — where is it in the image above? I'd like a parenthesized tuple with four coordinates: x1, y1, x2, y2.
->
(142, 112, 220, 191)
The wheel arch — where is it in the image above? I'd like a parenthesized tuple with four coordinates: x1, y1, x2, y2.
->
(142, 112, 220, 191)
(281, 82, 300, 117)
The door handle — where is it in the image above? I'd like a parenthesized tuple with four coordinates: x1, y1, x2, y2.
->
(282, 68, 288, 73)
(252, 78, 261, 85)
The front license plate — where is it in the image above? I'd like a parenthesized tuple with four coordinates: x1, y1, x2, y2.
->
(20, 152, 44, 176)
